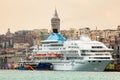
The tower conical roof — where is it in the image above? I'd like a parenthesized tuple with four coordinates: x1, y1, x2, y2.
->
(54, 9, 58, 17)
(52, 8, 59, 18)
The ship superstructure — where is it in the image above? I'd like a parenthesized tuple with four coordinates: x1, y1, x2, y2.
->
(28, 34, 113, 71)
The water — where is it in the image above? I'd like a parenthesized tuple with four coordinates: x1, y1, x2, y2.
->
(0, 70, 120, 80)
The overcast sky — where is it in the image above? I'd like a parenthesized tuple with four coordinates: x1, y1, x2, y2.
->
(0, 0, 120, 34)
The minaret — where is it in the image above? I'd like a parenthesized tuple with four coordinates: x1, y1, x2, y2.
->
(51, 8, 60, 33)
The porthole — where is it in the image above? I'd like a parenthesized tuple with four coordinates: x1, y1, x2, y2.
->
(93, 61, 95, 62)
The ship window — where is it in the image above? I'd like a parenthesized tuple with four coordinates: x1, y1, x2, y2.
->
(42, 42, 58, 44)
(81, 53, 106, 56)
(51, 44, 63, 46)
(49, 48, 59, 50)
(68, 46, 79, 48)
(92, 46, 103, 48)
(90, 57, 110, 59)
(74, 43, 77, 45)
(63, 48, 66, 50)
(35, 48, 37, 50)
(68, 51, 78, 54)
(66, 57, 83, 60)
(39, 48, 42, 50)
(81, 50, 113, 53)
(81, 54, 94, 56)
(98, 61, 101, 63)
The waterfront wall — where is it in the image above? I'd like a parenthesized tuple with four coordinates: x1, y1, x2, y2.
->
(0, 54, 25, 69)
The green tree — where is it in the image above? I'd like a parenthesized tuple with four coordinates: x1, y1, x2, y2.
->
(40, 32, 45, 40)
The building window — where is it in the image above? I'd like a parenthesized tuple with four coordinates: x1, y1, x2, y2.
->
(117, 55, 119, 58)
(112, 46, 114, 49)
(118, 46, 119, 50)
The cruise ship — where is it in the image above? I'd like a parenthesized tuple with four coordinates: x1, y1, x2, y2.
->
(18, 9, 113, 71)
(18, 32, 113, 71)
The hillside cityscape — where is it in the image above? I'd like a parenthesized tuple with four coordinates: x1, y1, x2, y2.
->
(0, 9, 120, 71)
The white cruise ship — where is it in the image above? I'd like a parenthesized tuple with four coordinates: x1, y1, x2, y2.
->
(19, 33, 113, 71)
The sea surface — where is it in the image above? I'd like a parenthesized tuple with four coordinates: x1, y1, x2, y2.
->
(0, 70, 120, 80)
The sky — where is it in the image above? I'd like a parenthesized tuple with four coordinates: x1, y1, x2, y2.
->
(0, 0, 120, 34)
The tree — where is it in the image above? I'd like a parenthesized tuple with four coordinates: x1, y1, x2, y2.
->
(40, 32, 45, 40)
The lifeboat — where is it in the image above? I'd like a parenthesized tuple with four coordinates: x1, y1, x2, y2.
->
(34, 53, 61, 58)
(34, 54, 46, 57)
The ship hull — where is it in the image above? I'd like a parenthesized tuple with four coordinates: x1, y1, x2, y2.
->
(18, 59, 111, 71)
(52, 60, 111, 71)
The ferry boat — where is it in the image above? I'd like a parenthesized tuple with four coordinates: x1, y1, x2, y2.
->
(18, 33, 113, 71)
